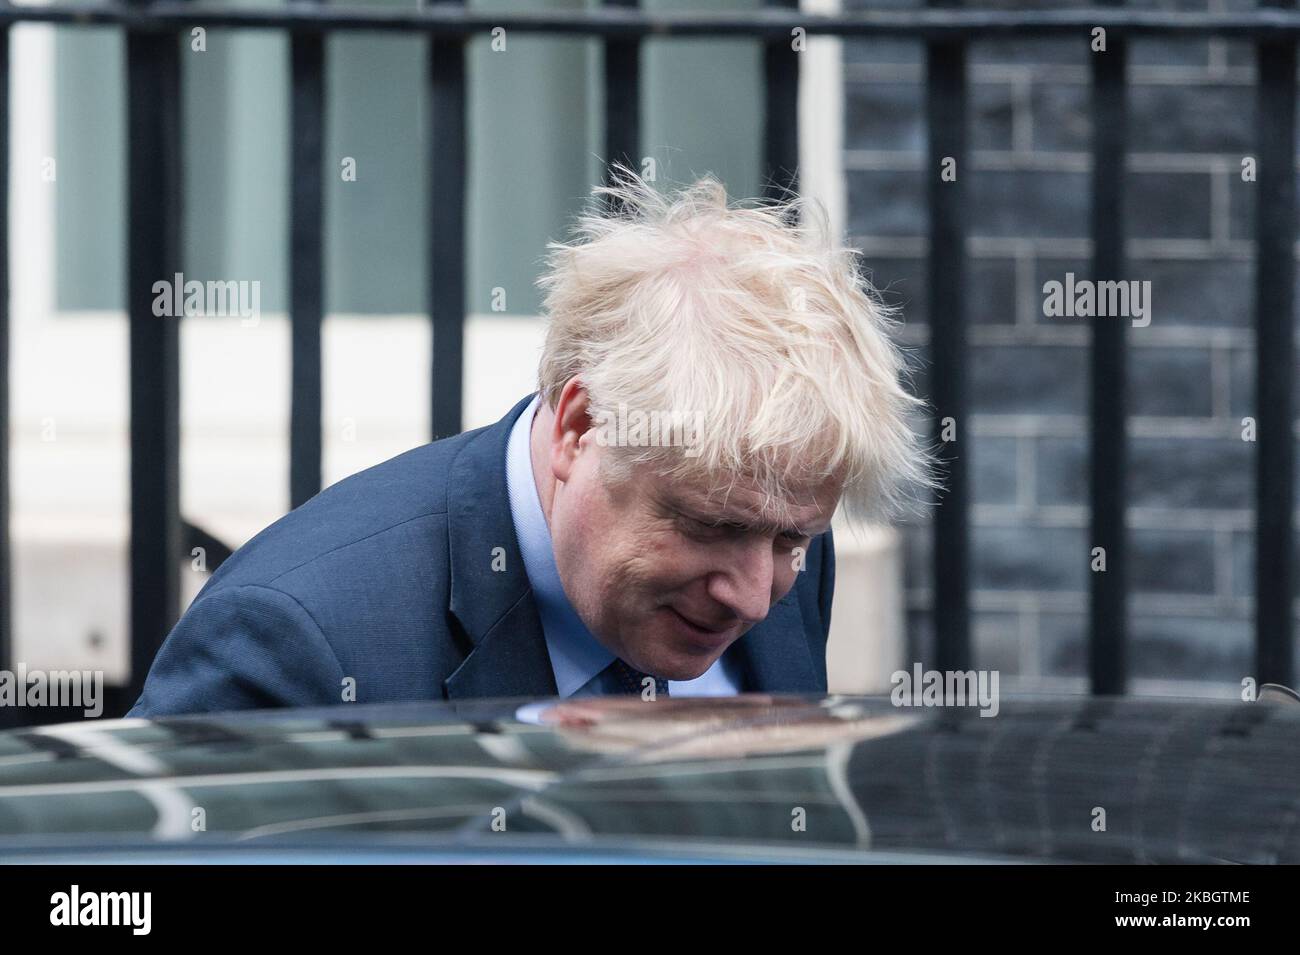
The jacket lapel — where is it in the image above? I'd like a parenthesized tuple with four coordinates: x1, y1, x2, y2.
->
(444, 394, 559, 700)
(732, 590, 820, 694)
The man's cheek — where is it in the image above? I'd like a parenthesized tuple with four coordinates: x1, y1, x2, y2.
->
(771, 563, 800, 602)
(657, 531, 722, 573)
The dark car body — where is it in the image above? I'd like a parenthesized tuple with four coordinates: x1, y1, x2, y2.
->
(0, 695, 1296, 863)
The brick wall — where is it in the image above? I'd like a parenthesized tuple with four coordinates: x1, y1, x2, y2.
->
(843, 0, 1284, 694)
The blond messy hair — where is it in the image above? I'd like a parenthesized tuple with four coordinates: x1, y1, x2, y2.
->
(536, 165, 934, 531)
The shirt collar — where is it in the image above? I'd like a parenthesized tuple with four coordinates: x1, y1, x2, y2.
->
(505, 394, 614, 697)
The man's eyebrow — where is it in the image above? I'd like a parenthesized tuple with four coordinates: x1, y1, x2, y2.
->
(671, 499, 821, 538)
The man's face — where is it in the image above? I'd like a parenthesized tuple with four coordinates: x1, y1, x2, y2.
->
(546, 393, 841, 682)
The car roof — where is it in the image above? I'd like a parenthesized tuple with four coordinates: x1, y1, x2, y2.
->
(1, 694, 1296, 863)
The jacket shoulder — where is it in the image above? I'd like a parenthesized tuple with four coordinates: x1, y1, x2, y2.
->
(201, 428, 480, 592)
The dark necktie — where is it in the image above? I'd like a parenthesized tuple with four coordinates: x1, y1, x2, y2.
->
(605, 658, 669, 698)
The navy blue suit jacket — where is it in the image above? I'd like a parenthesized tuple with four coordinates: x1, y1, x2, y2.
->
(127, 393, 836, 716)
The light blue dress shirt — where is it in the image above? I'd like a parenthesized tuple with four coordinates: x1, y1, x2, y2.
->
(504, 394, 744, 698)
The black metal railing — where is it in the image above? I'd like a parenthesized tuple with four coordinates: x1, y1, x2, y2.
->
(0, 2, 1295, 727)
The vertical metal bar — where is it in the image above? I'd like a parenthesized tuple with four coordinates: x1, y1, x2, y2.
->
(290, 27, 325, 507)
(126, 18, 183, 708)
(1254, 0, 1296, 688)
(428, 2, 467, 440)
(603, 0, 640, 211)
(0, 26, 10, 691)
(1088, 2, 1128, 696)
(762, 0, 799, 200)
(926, 1, 970, 673)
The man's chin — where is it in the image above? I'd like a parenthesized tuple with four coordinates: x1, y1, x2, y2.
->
(608, 612, 746, 680)
(650, 632, 740, 681)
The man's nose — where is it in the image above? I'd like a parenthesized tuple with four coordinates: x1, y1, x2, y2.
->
(705, 539, 777, 625)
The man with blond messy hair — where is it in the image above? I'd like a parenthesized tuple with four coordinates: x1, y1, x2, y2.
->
(129, 169, 928, 716)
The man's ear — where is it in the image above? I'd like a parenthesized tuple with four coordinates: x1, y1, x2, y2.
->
(550, 377, 593, 484)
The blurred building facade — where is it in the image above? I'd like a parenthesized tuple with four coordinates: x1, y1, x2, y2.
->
(845, 0, 1266, 695)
